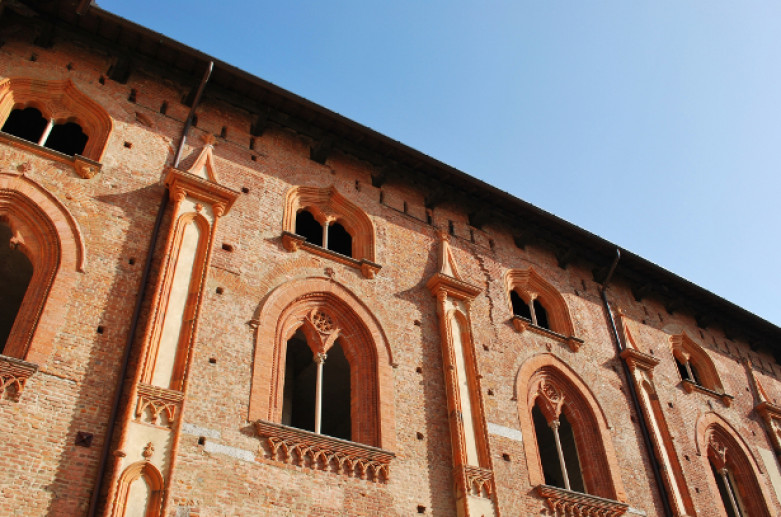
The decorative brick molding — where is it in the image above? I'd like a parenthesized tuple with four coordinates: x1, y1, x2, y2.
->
(281, 231, 381, 278)
(282, 186, 378, 277)
(535, 485, 629, 517)
(0, 355, 37, 400)
(745, 360, 781, 455)
(0, 172, 84, 364)
(254, 420, 394, 483)
(464, 465, 494, 497)
(670, 332, 729, 404)
(516, 354, 627, 502)
(695, 412, 774, 517)
(110, 461, 164, 517)
(0, 78, 112, 167)
(506, 269, 581, 351)
(135, 383, 184, 428)
(249, 276, 396, 449)
(0, 132, 103, 178)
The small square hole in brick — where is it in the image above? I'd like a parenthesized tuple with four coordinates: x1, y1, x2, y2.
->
(216, 287, 224, 295)
(415, 367, 423, 374)
(668, 402, 674, 409)
(685, 455, 690, 461)
(222, 243, 234, 252)
(75, 432, 93, 447)
(97, 326, 105, 334)
(417, 506, 426, 514)
(483, 344, 489, 351)
(414, 320, 421, 326)
(241, 187, 250, 194)
(416, 432, 424, 440)
(198, 436, 206, 446)
(124, 141, 132, 149)
(209, 357, 217, 364)
(502, 453, 511, 461)
(695, 488, 700, 494)
(128, 257, 136, 265)
(487, 389, 494, 396)
(251, 155, 257, 161)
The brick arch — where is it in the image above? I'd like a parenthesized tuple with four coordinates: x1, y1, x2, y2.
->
(516, 353, 626, 501)
(695, 412, 773, 517)
(109, 461, 164, 517)
(0, 78, 112, 162)
(670, 332, 724, 393)
(249, 276, 395, 449)
(505, 268, 574, 336)
(283, 186, 375, 262)
(0, 172, 84, 363)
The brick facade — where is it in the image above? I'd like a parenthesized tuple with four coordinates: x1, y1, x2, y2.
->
(1, 2, 781, 516)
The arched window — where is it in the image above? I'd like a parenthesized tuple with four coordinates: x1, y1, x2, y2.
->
(282, 186, 380, 278)
(697, 414, 773, 517)
(516, 354, 627, 508)
(0, 222, 33, 354)
(671, 333, 731, 405)
(506, 268, 582, 351)
(0, 78, 112, 178)
(110, 461, 164, 517)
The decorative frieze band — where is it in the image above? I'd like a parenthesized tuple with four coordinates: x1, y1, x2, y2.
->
(536, 485, 629, 517)
(254, 420, 394, 483)
(464, 465, 494, 497)
(0, 355, 38, 400)
(135, 382, 184, 428)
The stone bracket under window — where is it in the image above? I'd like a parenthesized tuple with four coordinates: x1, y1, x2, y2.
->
(0, 355, 38, 400)
(681, 379, 733, 407)
(254, 420, 394, 483)
(281, 231, 382, 279)
(535, 485, 629, 517)
(511, 315, 584, 352)
(0, 131, 102, 179)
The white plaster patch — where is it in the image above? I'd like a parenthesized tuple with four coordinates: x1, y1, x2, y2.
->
(627, 507, 647, 516)
(487, 422, 523, 442)
(181, 422, 221, 439)
(203, 440, 255, 462)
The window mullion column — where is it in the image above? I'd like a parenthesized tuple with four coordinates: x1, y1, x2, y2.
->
(38, 118, 54, 146)
(528, 293, 538, 326)
(314, 352, 327, 434)
(719, 468, 742, 517)
(549, 419, 571, 490)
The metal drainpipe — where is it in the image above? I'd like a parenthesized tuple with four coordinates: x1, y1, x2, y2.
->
(600, 248, 674, 517)
(87, 60, 213, 517)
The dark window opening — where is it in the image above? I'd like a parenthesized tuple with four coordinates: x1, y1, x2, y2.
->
(689, 361, 702, 386)
(321, 341, 351, 440)
(0, 223, 33, 355)
(328, 222, 352, 257)
(511, 291, 532, 320)
(45, 121, 88, 156)
(534, 299, 550, 330)
(533, 405, 565, 488)
(558, 412, 585, 493)
(281, 331, 316, 433)
(676, 358, 690, 381)
(295, 210, 322, 246)
(2, 107, 47, 143)
(711, 462, 742, 517)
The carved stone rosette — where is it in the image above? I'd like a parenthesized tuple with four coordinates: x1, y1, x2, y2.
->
(254, 420, 394, 483)
(536, 485, 629, 517)
(0, 355, 38, 400)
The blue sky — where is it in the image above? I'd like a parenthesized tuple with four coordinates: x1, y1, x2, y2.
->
(99, 1, 781, 326)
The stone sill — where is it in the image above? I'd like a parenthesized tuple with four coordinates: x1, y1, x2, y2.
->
(536, 484, 629, 516)
(0, 131, 102, 179)
(281, 231, 381, 279)
(0, 354, 39, 400)
(681, 379, 733, 407)
(254, 420, 394, 482)
(511, 315, 584, 352)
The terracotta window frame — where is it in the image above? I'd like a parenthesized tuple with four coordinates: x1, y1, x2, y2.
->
(0, 172, 84, 367)
(281, 186, 381, 279)
(506, 269, 583, 352)
(249, 277, 396, 454)
(516, 353, 627, 503)
(0, 78, 112, 179)
(696, 412, 773, 517)
(670, 332, 733, 406)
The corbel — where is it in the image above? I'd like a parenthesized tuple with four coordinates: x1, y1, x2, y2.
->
(250, 108, 271, 137)
(555, 246, 577, 270)
(631, 282, 656, 302)
(107, 55, 134, 85)
(468, 208, 492, 229)
(310, 134, 335, 164)
(424, 188, 447, 209)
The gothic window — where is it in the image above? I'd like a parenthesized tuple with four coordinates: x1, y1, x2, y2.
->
(0, 222, 33, 355)
(670, 333, 730, 404)
(2, 106, 88, 156)
(516, 354, 627, 502)
(282, 186, 380, 278)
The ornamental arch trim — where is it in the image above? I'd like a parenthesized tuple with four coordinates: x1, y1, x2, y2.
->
(0, 172, 84, 363)
(670, 331, 725, 393)
(695, 412, 773, 517)
(515, 353, 626, 501)
(282, 185, 376, 262)
(109, 461, 164, 517)
(0, 78, 112, 162)
(249, 276, 395, 449)
(505, 268, 574, 336)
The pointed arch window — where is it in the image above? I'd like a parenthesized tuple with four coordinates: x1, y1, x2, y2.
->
(282, 186, 380, 278)
(0, 78, 112, 178)
(671, 333, 732, 405)
(506, 269, 582, 351)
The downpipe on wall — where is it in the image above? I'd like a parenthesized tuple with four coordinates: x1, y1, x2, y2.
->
(87, 60, 214, 517)
(600, 248, 674, 517)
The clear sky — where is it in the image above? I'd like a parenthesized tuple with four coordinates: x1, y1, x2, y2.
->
(98, 1, 781, 326)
